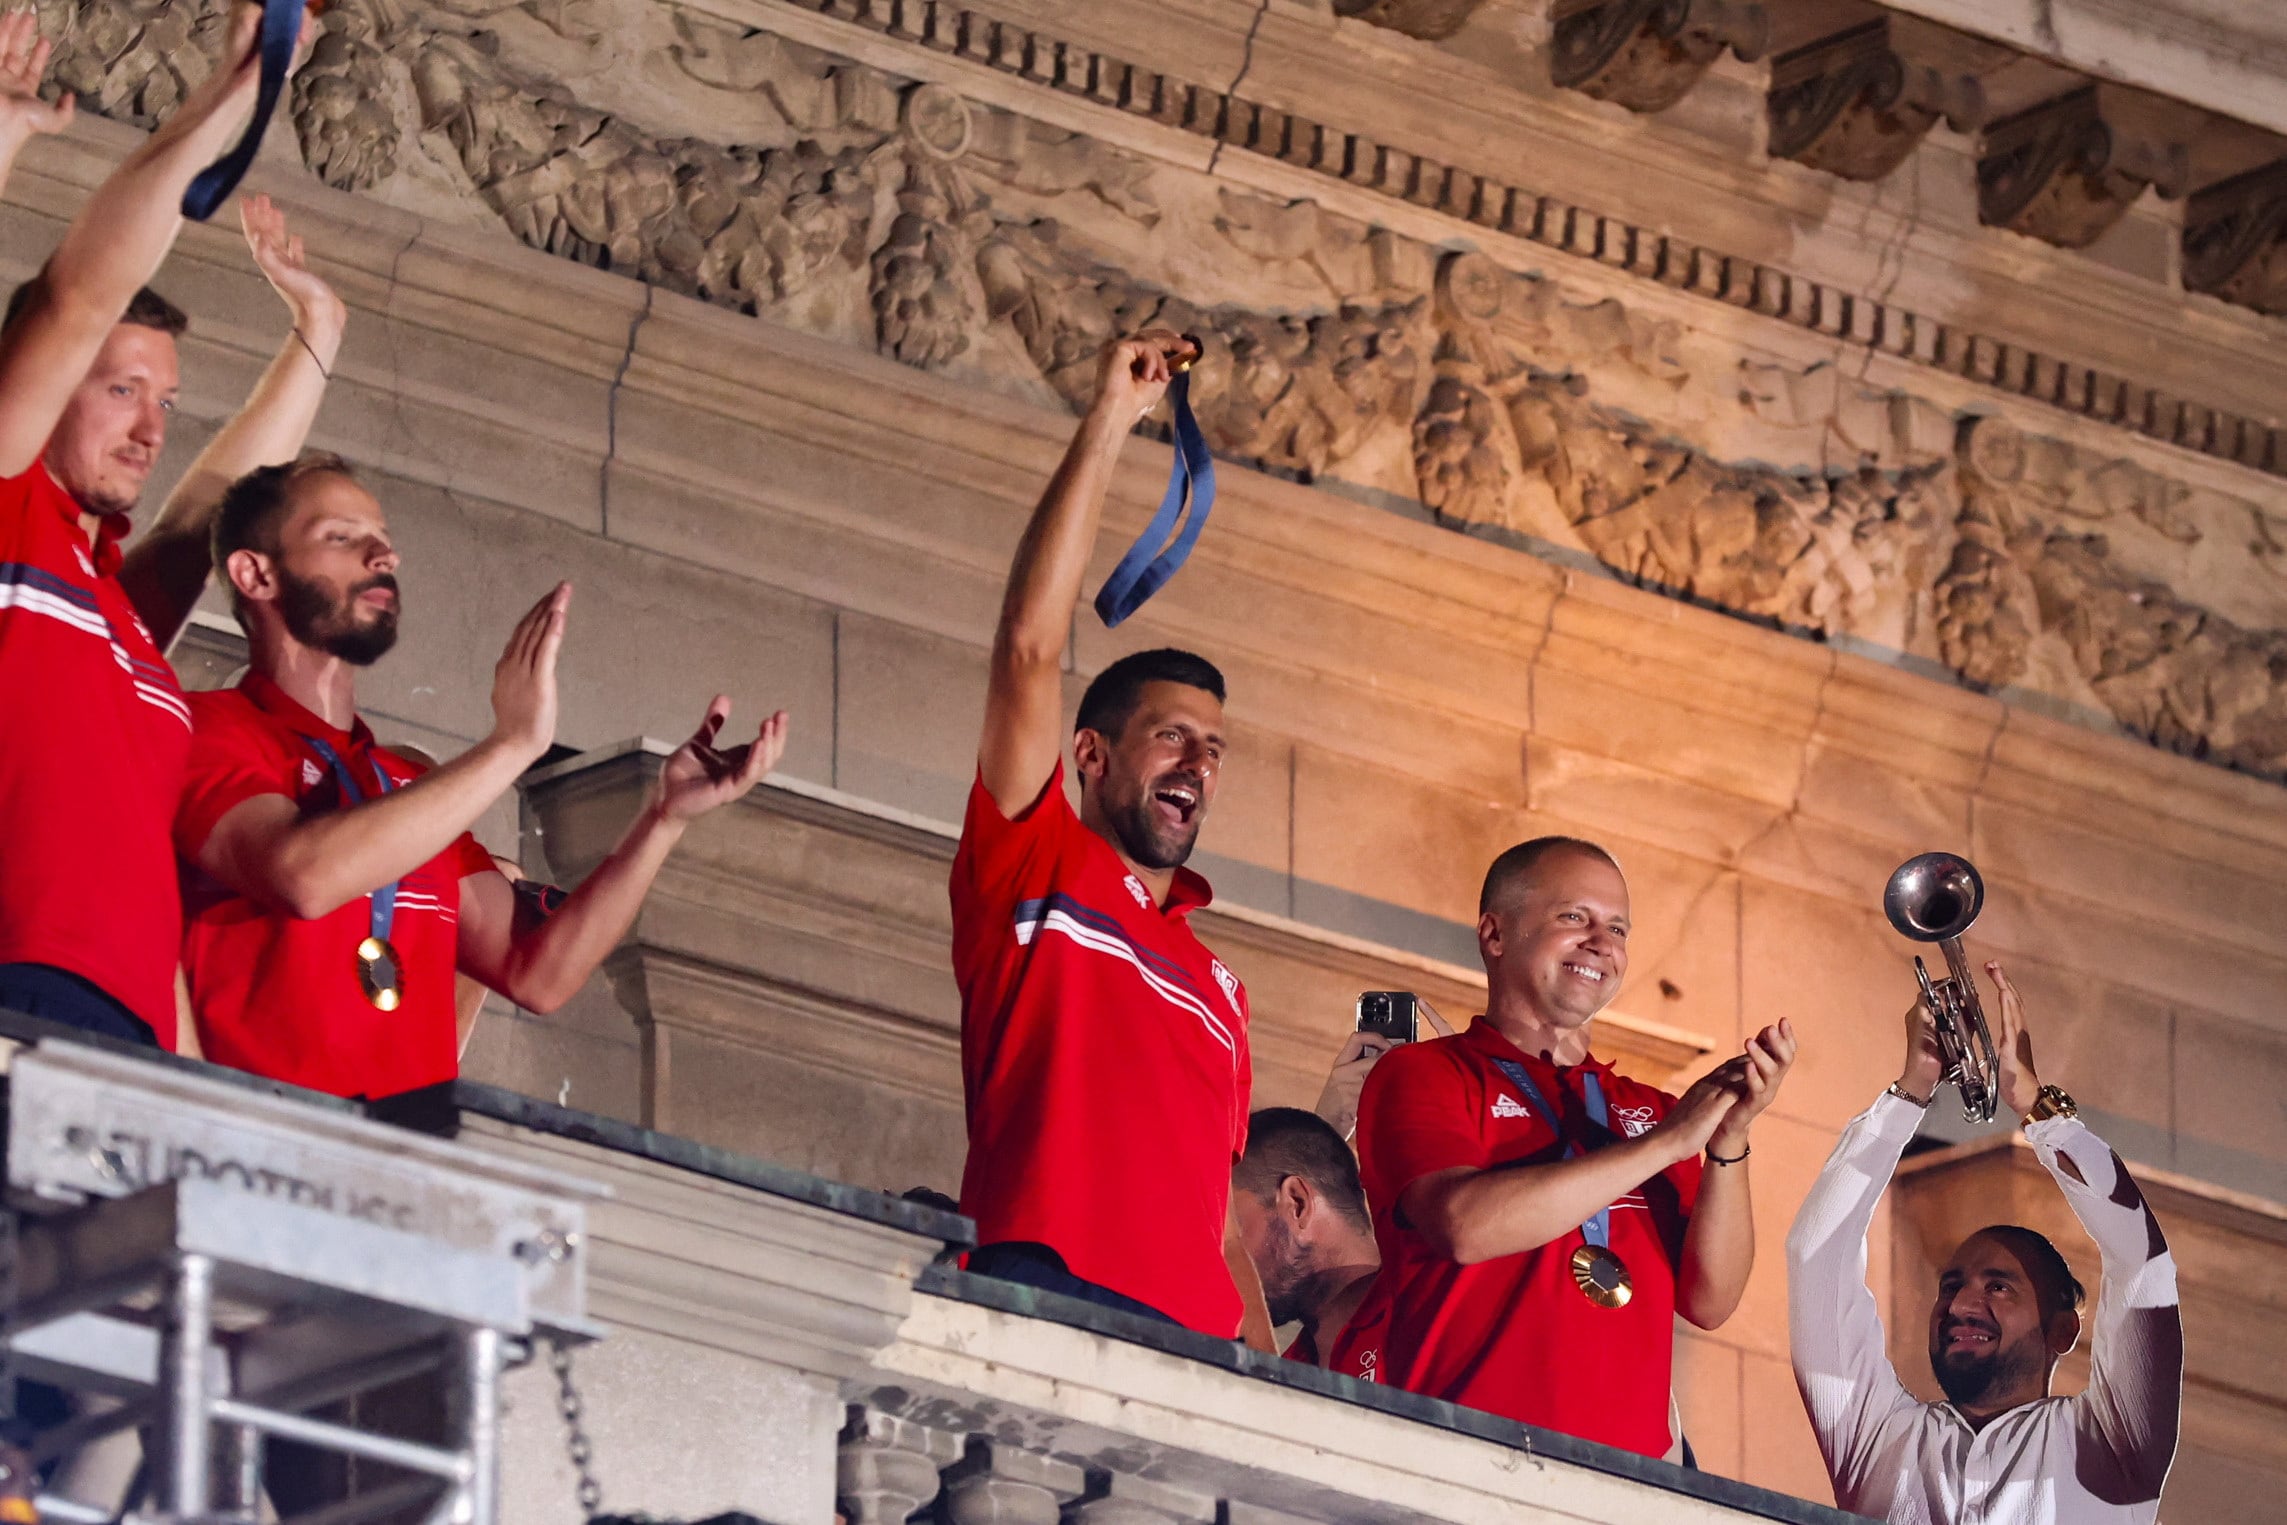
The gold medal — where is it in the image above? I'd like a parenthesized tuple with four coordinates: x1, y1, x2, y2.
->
(356, 934, 404, 1012)
(1570, 1244, 1632, 1309)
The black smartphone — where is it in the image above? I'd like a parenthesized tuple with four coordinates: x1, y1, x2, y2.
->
(1356, 991, 1418, 1044)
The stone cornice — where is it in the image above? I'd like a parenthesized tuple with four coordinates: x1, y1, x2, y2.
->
(752, 0, 2282, 480)
(1875, 0, 2287, 138)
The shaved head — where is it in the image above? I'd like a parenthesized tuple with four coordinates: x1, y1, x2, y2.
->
(1480, 836, 1619, 916)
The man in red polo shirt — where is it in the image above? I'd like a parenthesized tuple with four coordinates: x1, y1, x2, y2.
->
(1233, 1106, 1389, 1381)
(174, 455, 787, 1097)
(1356, 836, 1797, 1456)
(0, 6, 337, 1045)
(953, 329, 1270, 1343)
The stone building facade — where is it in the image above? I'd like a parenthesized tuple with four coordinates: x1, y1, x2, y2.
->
(9, 0, 2283, 1514)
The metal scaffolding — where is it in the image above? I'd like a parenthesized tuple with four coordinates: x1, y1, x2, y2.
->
(1, 1038, 602, 1525)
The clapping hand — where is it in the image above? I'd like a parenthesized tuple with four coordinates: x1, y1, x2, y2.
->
(651, 697, 788, 823)
(1704, 1019, 1797, 1158)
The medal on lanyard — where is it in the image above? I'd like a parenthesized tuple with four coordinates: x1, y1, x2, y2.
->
(1093, 335, 1214, 629)
(305, 737, 406, 1012)
(1491, 1058, 1633, 1310)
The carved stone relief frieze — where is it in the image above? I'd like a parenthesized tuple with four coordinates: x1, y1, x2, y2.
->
(29, 0, 2287, 781)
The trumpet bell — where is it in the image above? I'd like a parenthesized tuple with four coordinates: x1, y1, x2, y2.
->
(1883, 852, 1984, 943)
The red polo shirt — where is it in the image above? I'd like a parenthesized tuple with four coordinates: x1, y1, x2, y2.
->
(1355, 1018, 1701, 1455)
(174, 674, 494, 1097)
(950, 763, 1252, 1336)
(1285, 1272, 1391, 1383)
(0, 464, 190, 1042)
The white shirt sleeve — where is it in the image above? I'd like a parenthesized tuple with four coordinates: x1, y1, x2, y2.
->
(2028, 1116, 2184, 1506)
(1785, 1092, 1926, 1501)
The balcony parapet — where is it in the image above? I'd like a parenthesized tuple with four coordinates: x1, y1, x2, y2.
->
(1, 1017, 1859, 1525)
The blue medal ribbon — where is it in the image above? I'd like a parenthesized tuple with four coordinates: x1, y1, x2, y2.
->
(1490, 1057, 1617, 1252)
(303, 736, 399, 950)
(180, 0, 306, 221)
(1093, 358, 1216, 628)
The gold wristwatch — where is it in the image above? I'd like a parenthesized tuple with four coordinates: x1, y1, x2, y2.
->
(2022, 1084, 2078, 1127)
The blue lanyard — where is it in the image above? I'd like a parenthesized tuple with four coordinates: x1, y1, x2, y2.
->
(1093, 367, 1217, 627)
(1490, 1057, 1615, 1252)
(303, 737, 399, 947)
(182, 0, 306, 220)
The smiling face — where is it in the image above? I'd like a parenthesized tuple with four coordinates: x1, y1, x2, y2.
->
(1927, 1232, 2064, 1411)
(1481, 845, 1630, 1031)
(45, 323, 178, 519)
(1075, 679, 1226, 872)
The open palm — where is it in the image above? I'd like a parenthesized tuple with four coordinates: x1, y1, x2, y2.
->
(653, 699, 788, 822)
(0, 9, 73, 148)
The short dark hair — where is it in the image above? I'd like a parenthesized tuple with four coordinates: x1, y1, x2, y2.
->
(1479, 836, 1619, 915)
(1234, 1107, 1370, 1232)
(211, 453, 359, 611)
(0, 279, 188, 340)
(1970, 1225, 2086, 1324)
(1074, 647, 1226, 739)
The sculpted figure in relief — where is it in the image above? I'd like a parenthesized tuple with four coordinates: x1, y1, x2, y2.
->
(30, 0, 2285, 779)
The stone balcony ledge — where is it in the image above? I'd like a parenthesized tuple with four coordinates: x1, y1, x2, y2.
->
(4, 1018, 1859, 1524)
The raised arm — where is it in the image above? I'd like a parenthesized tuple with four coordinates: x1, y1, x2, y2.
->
(1675, 1020, 1796, 1328)
(980, 330, 1186, 815)
(123, 194, 345, 648)
(1398, 1063, 1739, 1265)
(455, 695, 786, 1013)
(0, 11, 75, 207)
(192, 585, 567, 919)
(0, 3, 273, 476)
(1990, 965, 2182, 1503)
(1785, 1000, 1935, 1496)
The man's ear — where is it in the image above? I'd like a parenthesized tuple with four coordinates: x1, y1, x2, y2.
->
(1278, 1173, 1314, 1228)
(225, 546, 278, 607)
(1477, 908, 1503, 963)
(2047, 1306, 2083, 1358)
(1071, 726, 1109, 784)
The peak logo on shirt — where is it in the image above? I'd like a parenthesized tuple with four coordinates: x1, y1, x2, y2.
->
(1123, 874, 1153, 909)
(301, 759, 324, 788)
(1491, 1092, 1533, 1119)
(1613, 1103, 1656, 1138)
(1210, 957, 1242, 1018)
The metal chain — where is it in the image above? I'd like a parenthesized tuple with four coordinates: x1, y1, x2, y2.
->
(548, 1337, 604, 1518)
(0, 1205, 15, 1427)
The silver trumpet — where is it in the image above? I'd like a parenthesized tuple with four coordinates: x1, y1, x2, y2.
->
(1882, 852, 2001, 1124)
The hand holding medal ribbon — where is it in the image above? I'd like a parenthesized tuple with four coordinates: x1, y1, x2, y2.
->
(1093, 332, 1214, 629)
(181, 0, 317, 221)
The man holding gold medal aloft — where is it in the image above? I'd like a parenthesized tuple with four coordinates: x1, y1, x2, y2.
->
(1355, 836, 1796, 1456)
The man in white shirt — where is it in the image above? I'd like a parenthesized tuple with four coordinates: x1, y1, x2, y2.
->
(1786, 960, 2183, 1524)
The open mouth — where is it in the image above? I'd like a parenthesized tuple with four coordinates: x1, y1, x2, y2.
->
(1151, 781, 1199, 830)
(1561, 961, 1609, 985)
(1943, 1324, 1997, 1353)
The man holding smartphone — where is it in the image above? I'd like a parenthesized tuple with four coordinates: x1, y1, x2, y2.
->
(1354, 836, 1796, 1455)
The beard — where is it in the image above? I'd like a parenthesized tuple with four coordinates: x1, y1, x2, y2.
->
(1930, 1324, 2043, 1409)
(279, 567, 401, 666)
(1252, 1214, 1310, 1328)
(1100, 770, 1204, 871)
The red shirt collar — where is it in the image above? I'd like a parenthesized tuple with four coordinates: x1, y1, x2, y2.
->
(40, 461, 132, 577)
(238, 670, 375, 752)
(1459, 1014, 1617, 1079)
